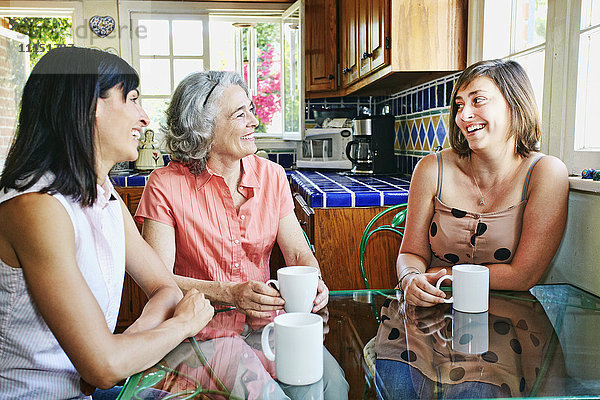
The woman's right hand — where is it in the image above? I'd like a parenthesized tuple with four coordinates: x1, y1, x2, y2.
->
(173, 289, 214, 338)
(402, 269, 448, 307)
(228, 281, 285, 318)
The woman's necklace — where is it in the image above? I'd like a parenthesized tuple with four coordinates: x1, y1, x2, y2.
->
(469, 155, 486, 206)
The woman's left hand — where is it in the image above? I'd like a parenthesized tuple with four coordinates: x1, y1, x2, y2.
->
(312, 279, 329, 312)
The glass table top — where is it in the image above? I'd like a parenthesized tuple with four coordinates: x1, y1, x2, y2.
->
(117, 284, 600, 399)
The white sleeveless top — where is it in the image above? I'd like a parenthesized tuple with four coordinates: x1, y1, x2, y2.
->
(0, 175, 125, 399)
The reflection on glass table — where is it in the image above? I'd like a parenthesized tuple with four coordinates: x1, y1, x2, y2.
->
(117, 285, 600, 400)
(375, 285, 600, 399)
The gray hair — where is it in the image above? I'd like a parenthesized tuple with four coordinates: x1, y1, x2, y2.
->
(163, 70, 249, 173)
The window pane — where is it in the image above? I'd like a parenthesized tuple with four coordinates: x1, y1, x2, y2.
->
(139, 59, 171, 95)
(483, 1, 511, 59)
(511, 49, 545, 119)
(209, 20, 236, 70)
(140, 98, 170, 149)
(581, 0, 600, 28)
(138, 19, 170, 56)
(173, 59, 204, 88)
(283, 19, 300, 133)
(172, 20, 204, 56)
(576, 28, 600, 149)
(514, 0, 547, 52)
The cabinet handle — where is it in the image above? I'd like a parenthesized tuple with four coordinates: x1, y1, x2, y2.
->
(328, 73, 335, 80)
(299, 220, 308, 227)
(362, 51, 373, 60)
(343, 67, 351, 73)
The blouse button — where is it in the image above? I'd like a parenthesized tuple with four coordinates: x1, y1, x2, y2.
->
(234, 263, 239, 268)
(234, 239, 240, 244)
(240, 215, 246, 220)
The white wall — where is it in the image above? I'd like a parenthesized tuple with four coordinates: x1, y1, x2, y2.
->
(541, 189, 600, 297)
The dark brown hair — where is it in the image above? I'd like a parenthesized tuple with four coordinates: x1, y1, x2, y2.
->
(448, 59, 541, 158)
(0, 46, 139, 206)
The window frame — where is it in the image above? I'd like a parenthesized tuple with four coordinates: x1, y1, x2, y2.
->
(119, 0, 302, 142)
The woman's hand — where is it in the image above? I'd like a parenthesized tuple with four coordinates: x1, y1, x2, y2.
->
(172, 289, 214, 338)
(228, 281, 285, 318)
(402, 269, 448, 307)
(312, 279, 329, 312)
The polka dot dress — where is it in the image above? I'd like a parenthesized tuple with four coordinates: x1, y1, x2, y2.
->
(429, 197, 525, 268)
(428, 153, 544, 268)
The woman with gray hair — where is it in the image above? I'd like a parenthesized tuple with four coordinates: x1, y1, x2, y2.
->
(135, 71, 329, 319)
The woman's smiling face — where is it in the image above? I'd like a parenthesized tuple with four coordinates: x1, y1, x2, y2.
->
(210, 84, 259, 163)
(454, 76, 512, 152)
(94, 86, 149, 168)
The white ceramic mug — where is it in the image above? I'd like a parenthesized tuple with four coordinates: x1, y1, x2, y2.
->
(437, 310, 489, 354)
(435, 264, 489, 313)
(267, 266, 319, 313)
(261, 313, 324, 385)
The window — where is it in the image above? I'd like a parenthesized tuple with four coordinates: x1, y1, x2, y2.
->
(124, 1, 302, 145)
(130, 13, 209, 143)
(575, 0, 600, 150)
(547, 0, 600, 174)
(481, 0, 547, 117)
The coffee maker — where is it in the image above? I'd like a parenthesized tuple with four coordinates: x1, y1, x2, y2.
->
(345, 115, 396, 174)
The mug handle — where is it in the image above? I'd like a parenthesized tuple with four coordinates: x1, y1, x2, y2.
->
(435, 275, 453, 303)
(266, 279, 279, 292)
(261, 322, 276, 361)
(432, 313, 453, 345)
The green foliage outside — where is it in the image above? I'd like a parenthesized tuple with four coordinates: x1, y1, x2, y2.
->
(8, 17, 72, 67)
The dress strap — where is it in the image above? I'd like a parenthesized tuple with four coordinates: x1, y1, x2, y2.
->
(521, 155, 545, 201)
(435, 152, 444, 200)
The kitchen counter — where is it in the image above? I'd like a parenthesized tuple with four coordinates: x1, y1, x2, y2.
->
(290, 170, 410, 208)
(110, 172, 150, 187)
(111, 170, 412, 210)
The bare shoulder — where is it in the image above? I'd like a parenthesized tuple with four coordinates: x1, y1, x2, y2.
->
(412, 152, 439, 181)
(527, 154, 569, 195)
(530, 154, 568, 182)
(0, 192, 72, 239)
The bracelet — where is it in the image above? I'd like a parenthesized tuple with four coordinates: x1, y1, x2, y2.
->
(397, 270, 421, 302)
(398, 271, 420, 292)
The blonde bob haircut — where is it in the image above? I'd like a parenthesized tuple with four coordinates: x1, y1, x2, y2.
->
(448, 59, 541, 158)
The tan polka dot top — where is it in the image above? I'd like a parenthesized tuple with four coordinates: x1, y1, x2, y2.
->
(428, 153, 544, 268)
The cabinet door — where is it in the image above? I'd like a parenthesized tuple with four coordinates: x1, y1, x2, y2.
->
(293, 193, 314, 246)
(357, 0, 371, 77)
(369, 0, 390, 71)
(339, 0, 359, 87)
(305, 0, 338, 92)
(358, 0, 390, 78)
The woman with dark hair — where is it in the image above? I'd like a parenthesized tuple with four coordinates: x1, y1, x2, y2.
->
(0, 47, 213, 399)
(396, 59, 569, 307)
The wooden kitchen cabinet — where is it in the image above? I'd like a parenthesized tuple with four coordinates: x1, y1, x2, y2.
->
(305, 0, 338, 92)
(293, 193, 402, 290)
(358, 0, 390, 78)
(308, 0, 467, 97)
(339, 0, 359, 87)
(114, 186, 147, 332)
